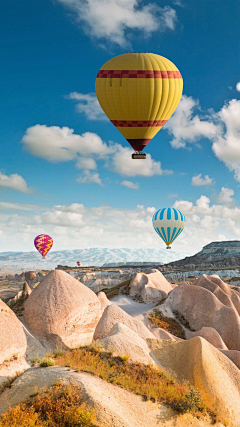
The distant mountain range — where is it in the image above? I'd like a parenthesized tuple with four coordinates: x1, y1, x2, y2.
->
(0, 247, 189, 272)
(163, 240, 240, 270)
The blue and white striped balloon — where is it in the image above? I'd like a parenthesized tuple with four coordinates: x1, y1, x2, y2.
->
(152, 208, 186, 248)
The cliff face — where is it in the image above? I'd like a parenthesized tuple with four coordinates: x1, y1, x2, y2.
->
(162, 241, 240, 270)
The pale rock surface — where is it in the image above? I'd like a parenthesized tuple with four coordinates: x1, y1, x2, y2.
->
(96, 322, 156, 366)
(151, 327, 183, 342)
(24, 270, 101, 349)
(97, 291, 112, 312)
(7, 282, 32, 307)
(151, 336, 240, 426)
(0, 299, 28, 390)
(0, 366, 223, 427)
(166, 284, 240, 350)
(193, 274, 240, 315)
(220, 349, 240, 370)
(93, 304, 155, 340)
(129, 270, 173, 303)
(0, 299, 27, 365)
(186, 327, 228, 350)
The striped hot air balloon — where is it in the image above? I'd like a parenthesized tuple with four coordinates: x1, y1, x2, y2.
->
(95, 53, 183, 158)
(152, 208, 186, 249)
(34, 234, 53, 258)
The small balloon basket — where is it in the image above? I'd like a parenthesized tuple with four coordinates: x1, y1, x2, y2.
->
(166, 246, 171, 250)
(132, 152, 146, 159)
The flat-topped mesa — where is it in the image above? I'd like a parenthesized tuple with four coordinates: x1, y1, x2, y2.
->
(23, 269, 101, 349)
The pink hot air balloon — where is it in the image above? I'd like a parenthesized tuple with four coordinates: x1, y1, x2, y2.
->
(34, 234, 53, 258)
(77, 261, 81, 267)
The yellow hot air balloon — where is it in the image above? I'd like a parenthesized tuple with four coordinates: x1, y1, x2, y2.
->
(95, 52, 183, 159)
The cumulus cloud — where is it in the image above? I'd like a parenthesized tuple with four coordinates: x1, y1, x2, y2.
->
(21, 125, 173, 179)
(212, 99, 240, 181)
(76, 170, 104, 186)
(22, 125, 111, 162)
(56, 0, 177, 46)
(166, 95, 240, 183)
(216, 187, 234, 205)
(121, 180, 139, 190)
(165, 95, 220, 148)
(112, 145, 173, 177)
(66, 92, 106, 121)
(236, 82, 240, 92)
(0, 172, 32, 193)
(76, 157, 97, 169)
(191, 174, 215, 186)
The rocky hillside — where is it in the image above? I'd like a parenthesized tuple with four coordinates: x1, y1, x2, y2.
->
(1, 269, 240, 425)
(162, 240, 240, 271)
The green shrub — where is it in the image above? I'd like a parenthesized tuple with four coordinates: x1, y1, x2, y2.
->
(39, 357, 55, 367)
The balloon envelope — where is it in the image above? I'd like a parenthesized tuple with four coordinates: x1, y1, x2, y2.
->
(95, 52, 183, 152)
(152, 208, 185, 248)
(34, 234, 53, 258)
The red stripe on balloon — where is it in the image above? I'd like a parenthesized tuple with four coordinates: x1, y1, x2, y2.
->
(111, 120, 167, 127)
(96, 70, 182, 79)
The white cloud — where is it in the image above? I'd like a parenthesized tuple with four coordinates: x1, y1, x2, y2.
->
(2, 197, 240, 253)
(165, 95, 220, 148)
(216, 187, 234, 204)
(0, 172, 32, 193)
(76, 170, 104, 186)
(56, 0, 177, 46)
(236, 82, 240, 92)
(66, 92, 106, 121)
(212, 99, 240, 181)
(0, 201, 39, 211)
(76, 157, 97, 169)
(112, 145, 173, 177)
(191, 174, 215, 186)
(121, 180, 139, 190)
(21, 124, 173, 179)
(22, 125, 112, 162)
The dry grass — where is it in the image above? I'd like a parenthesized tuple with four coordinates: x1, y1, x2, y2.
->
(148, 309, 186, 339)
(55, 346, 216, 421)
(0, 382, 98, 427)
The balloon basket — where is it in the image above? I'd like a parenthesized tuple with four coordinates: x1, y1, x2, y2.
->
(166, 246, 171, 250)
(132, 152, 146, 159)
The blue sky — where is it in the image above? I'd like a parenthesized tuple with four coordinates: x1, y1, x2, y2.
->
(0, 0, 240, 254)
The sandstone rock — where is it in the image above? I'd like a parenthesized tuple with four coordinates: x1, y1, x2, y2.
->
(166, 284, 240, 350)
(93, 304, 155, 341)
(0, 299, 27, 365)
(151, 336, 240, 425)
(96, 322, 156, 366)
(97, 291, 112, 312)
(220, 349, 240, 370)
(24, 272, 36, 282)
(186, 326, 228, 350)
(0, 299, 28, 390)
(151, 328, 183, 342)
(193, 274, 240, 315)
(130, 270, 173, 303)
(24, 270, 101, 349)
(0, 366, 223, 427)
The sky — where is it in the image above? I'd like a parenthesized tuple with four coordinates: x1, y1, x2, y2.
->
(0, 0, 240, 254)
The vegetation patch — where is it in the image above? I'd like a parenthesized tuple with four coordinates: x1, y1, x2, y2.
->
(173, 310, 196, 332)
(148, 309, 186, 339)
(0, 382, 97, 427)
(55, 346, 216, 421)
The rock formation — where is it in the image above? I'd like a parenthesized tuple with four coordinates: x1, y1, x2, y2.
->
(129, 270, 173, 303)
(94, 304, 155, 341)
(151, 336, 240, 425)
(165, 283, 240, 350)
(97, 322, 156, 366)
(24, 270, 101, 349)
